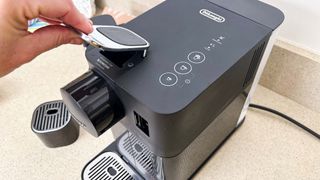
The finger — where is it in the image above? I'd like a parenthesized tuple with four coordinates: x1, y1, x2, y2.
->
(15, 25, 82, 64)
(39, 16, 62, 25)
(29, 0, 92, 33)
(70, 38, 84, 45)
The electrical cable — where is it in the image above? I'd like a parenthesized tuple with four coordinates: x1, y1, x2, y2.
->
(249, 103, 320, 140)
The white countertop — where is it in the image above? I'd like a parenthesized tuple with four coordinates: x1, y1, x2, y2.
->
(0, 45, 319, 180)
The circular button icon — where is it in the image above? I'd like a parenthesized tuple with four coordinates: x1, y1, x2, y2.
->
(174, 61, 192, 75)
(159, 72, 178, 87)
(188, 51, 206, 64)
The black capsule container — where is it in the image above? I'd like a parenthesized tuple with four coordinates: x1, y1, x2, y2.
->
(31, 100, 79, 148)
(61, 71, 124, 137)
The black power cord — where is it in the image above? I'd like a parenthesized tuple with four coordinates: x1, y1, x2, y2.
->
(249, 104, 320, 140)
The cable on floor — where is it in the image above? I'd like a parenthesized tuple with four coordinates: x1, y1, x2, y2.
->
(249, 103, 320, 140)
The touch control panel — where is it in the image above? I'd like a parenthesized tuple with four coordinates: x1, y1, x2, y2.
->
(159, 51, 206, 87)
(157, 35, 227, 88)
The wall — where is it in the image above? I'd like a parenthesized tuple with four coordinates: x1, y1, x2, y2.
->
(258, 1, 320, 113)
(261, 0, 320, 54)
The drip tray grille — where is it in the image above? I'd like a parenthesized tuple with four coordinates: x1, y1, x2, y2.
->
(83, 152, 141, 180)
(118, 132, 155, 178)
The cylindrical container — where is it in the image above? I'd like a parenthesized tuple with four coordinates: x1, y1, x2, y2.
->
(61, 71, 124, 137)
(31, 100, 79, 148)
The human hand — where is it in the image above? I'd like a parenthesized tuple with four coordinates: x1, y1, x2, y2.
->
(0, 0, 93, 77)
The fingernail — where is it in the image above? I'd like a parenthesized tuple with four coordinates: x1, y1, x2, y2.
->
(88, 20, 94, 32)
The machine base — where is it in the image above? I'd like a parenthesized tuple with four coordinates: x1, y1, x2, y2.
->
(81, 118, 246, 180)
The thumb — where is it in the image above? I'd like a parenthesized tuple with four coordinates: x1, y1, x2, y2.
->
(18, 25, 83, 63)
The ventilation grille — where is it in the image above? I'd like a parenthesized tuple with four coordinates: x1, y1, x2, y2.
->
(243, 42, 266, 87)
(83, 152, 140, 180)
(32, 101, 69, 131)
(118, 132, 155, 178)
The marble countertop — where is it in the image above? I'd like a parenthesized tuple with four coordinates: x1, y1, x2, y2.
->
(0, 45, 319, 180)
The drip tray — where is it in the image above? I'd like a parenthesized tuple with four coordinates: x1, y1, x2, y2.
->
(118, 132, 155, 178)
(82, 152, 142, 180)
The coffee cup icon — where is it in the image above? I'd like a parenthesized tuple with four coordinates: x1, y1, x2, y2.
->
(188, 51, 205, 64)
(193, 55, 201, 60)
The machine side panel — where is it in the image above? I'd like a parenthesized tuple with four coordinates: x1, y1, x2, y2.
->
(161, 91, 247, 180)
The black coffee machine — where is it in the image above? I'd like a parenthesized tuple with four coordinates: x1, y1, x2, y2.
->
(61, 0, 284, 179)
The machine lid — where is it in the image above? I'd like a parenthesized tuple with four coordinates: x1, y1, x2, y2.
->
(208, 0, 285, 30)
